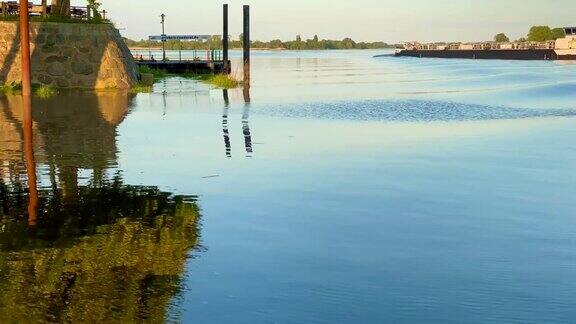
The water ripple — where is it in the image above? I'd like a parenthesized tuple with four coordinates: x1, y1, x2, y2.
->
(252, 100, 576, 122)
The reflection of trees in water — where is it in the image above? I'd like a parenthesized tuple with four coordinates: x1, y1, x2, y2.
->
(0, 177, 201, 322)
(0, 92, 203, 322)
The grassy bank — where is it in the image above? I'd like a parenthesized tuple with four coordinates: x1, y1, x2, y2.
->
(138, 66, 167, 79)
(0, 82, 59, 98)
(0, 16, 111, 24)
(129, 83, 153, 94)
(137, 66, 242, 89)
(190, 74, 242, 89)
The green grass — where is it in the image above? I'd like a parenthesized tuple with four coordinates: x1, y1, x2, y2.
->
(0, 16, 111, 24)
(129, 83, 153, 94)
(0, 82, 22, 94)
(137, 66, 241, 89)
(138, 66, 167, 79)
(191, 74, 242, 89)
(1, 83, 59, 98)
(33, 84, 58, 98)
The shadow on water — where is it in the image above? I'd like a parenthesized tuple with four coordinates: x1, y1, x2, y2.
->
(0, 92, 203, 322)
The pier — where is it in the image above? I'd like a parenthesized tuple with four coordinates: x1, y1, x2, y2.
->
(135, 5, 237, 75)
(136, 57, 230, 74)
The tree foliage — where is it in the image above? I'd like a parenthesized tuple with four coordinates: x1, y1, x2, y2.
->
(124, 35, 394, 51)
(527, 26, 554, 42)
(0, 179, 202, 323)
(551, 28, 566, 40)
(494, 33, 510, 43)
(86, 0, 102, 19)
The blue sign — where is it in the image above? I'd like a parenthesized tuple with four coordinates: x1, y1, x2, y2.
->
(149, 34, 216, 41)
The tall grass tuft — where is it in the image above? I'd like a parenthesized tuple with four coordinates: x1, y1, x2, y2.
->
(34, 85, 58, 99)
(0, 82, 22, 94)
(192, 74, 242, 89)
(129, 83, 153, 94)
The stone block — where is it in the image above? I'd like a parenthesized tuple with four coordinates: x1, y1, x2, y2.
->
(46, 62, 67, 76)
(72, 62, 95, 76)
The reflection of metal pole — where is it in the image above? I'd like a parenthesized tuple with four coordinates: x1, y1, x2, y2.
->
(222, 90, 231, 157)
(242, 103, 253, 156)
(160, 13, 166, 61)
(22, 95, 38, 227)
(19, 0, 32, 96)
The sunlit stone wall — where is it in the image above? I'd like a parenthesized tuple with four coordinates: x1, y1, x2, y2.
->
(0, 21, 138, 89)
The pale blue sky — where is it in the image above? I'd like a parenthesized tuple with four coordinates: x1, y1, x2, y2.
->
(80, 0, 574, 42)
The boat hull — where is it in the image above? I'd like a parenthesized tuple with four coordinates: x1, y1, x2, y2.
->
(395, 49, 576, 61)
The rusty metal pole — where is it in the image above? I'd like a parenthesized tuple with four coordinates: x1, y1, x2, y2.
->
(19, 0, 32, 96)
(23, 94, 38, 227)
(223, 4, 229, 74)
(243, 5, 250, 83)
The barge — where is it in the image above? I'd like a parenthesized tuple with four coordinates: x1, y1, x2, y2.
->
(394, 27, 576, 61)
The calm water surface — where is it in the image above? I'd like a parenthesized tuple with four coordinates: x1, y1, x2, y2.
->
(1, 50, 575, 323)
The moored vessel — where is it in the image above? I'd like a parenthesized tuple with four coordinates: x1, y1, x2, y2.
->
(394, 27, 576, 61)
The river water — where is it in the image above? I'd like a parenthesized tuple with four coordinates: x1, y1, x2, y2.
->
(1, 50, 575, 323)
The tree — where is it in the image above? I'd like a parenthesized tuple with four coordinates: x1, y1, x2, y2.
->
(527, 26, 554, 42)
(51, 0, 70, 16)
(296, 35, 302, 42)
(494, 33, 510, 43)
(551, 28, 566, 40)
(341, 38, 356, 49)
(86, 0, 102, 19)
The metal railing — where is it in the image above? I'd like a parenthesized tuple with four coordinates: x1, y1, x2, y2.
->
(1, 2, 106, 20)
(134, 50, 224, 63)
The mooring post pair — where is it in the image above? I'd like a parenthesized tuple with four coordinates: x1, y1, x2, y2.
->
(222, 4, 250, 82)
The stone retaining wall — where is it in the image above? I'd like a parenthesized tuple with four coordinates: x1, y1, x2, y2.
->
(0, 21, 138, 89)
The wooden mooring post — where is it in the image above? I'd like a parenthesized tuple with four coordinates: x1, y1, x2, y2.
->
(243, 5, 250, 83)
(223, 4, 229, 73)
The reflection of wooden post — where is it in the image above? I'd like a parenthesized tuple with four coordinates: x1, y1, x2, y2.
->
(223, 89, 229, 106)
(19, 0, 32, 96)
(223, 4, 229, 73)
(22, 95, 38, 227)
(243, 83, 250, 103)
(243, 5, 250, 83)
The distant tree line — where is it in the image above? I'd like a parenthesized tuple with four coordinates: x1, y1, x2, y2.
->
(124, 35, 395, 50)
(493, 26, 566, 43)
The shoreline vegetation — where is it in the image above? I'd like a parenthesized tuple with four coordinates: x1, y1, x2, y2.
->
(0, 82, 58, 98)
(125, 35, 395, 51)
(132, 66, 242, 93)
